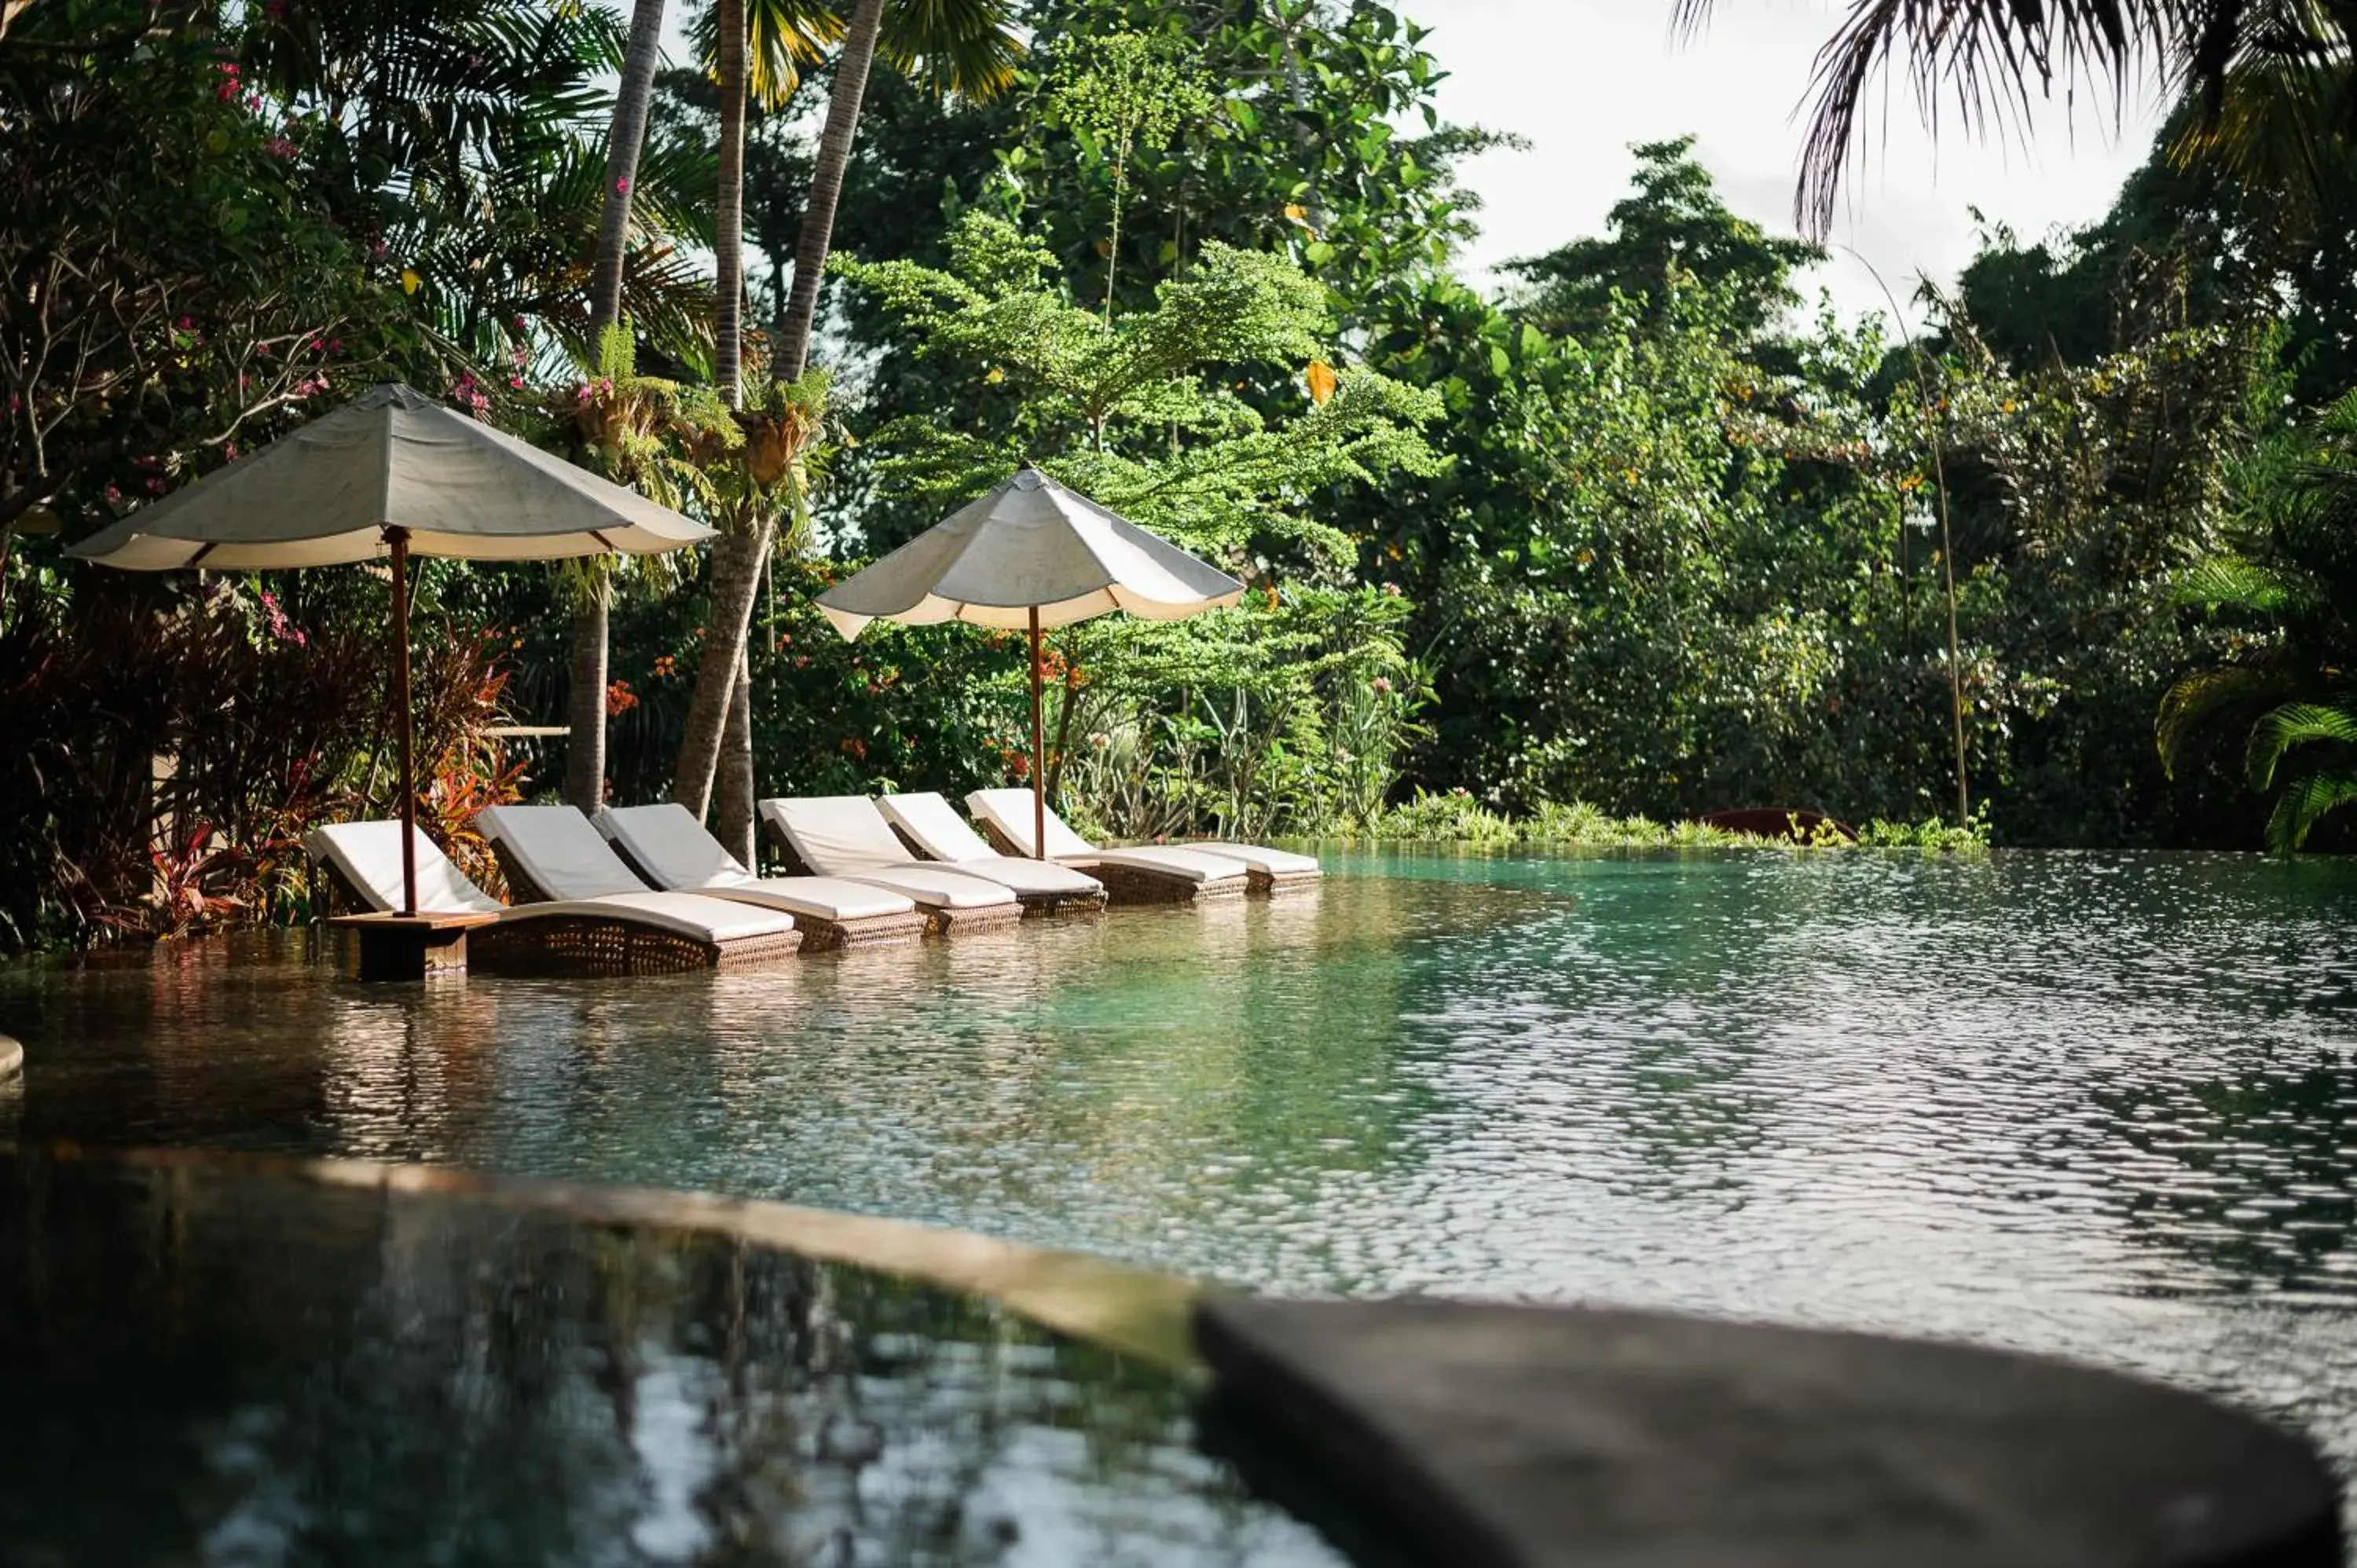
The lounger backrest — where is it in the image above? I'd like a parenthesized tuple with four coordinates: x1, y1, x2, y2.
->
(303, 821, 502, 914)
(876, 792, 995, 862)
(757, 797, 912, 874)
(595, 803, 757, 891)
(475, 805, 649, 899)
(966, 788, 1094, 858)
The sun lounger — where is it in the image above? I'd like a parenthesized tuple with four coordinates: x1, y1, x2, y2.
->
(306, 820, 802, 974)
(871, 792, 1109, 916)
(962, 789, 1251, 905)
(757, 797, 1025, 933)
(1164, 839, 1320, 893)
(592, 803, 927, 951)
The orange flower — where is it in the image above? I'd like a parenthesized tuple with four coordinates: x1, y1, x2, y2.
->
(839, 736, 867, 760)
(605, 679, 637, 716)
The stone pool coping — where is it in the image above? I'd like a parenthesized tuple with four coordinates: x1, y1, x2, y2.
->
(14, 1142, 1200, 1368)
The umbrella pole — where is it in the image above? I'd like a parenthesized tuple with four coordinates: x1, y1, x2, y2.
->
(388, 526, 418, 917)
(1028, 606, 1047, 860)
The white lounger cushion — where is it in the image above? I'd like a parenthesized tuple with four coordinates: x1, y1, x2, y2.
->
(964, 789, 1251, 885)
(759, 797, 1021, 910)
(758, 795, 920, 870)
(307, 819, 792, 943)
(306, 822, 503, 914)
(497, 890, 798, 943)
(877, 791, 998, 862)
(476, 804, 651, 899)
(1185, 842, 1321, 877)
(596, 804, 916, 923)
(876, 794, 1105, 897)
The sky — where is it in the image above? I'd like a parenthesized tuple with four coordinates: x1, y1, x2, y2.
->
(1417, 0, 2172, 331)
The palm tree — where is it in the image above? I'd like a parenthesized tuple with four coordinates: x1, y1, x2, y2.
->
(2159, 394, 2357, 851)
(566, 0, 675, 811)
(671, 0, 1021, 859)
(1676, 0, 2357, 236)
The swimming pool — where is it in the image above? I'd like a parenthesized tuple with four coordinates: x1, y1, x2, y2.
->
(5, 847, 2354, 1529)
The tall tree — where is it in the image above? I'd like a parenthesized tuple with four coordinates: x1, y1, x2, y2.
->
(566, 0, 672, 812)
(1502, 137, 1822, 344)
(671, 0, 1021, 858)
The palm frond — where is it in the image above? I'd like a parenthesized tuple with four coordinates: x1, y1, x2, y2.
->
(2155, 664, 2284, 775)
(690, 0, 840, 108)
(2168, 552, 2313, 615)
(2245, 698, 2357, 789)
(2264, 763, 2357, 852)
(1672, 0, 2280, 237)
(878, 0, 1024, 99)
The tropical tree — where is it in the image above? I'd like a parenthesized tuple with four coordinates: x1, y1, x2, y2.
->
(1502, 136, 1823, 345)
(2161, 394, 2357, 851)
(834, 211, 1442, 826)
(671, 0, 1023, 861)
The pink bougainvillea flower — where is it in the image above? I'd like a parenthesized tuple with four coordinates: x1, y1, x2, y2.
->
(615, 177, 631, 195)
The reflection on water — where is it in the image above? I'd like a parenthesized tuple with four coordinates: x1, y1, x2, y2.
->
(0, 1154, 1333, 1567)
(4, 849, 2356, 1529)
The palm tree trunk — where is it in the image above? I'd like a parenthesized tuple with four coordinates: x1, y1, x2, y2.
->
(716, 650, 757, 859)
(669, 0, 756, 840)
(774, 0, 885, 379)
(564, 0, 667, 811)
(713, 0, 746, 402)
(563, 587, 610, 808)
(676, 0, 885, 843)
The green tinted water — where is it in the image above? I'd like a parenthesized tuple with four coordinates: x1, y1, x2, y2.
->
(5, 848, 2355, 1519)
(0, 1154, 1330, 1566)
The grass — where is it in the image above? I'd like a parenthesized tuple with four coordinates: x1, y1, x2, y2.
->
(1357, 789, 1992, 853)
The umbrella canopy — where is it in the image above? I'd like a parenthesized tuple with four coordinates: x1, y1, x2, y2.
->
(72, 383, 709, 570)
(816, 467, 1243, 638)
(817, 467, 1244, 858)
(69, 383, 714, 921)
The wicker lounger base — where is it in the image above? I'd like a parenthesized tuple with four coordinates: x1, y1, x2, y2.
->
(1080, 859, 1248, 907)
(790, 910, 931, 953)
(468, 918, 802, 976)
(1244, 868, 1323, 897)
(486, 841, 807, 970)
(973, 821, 1244, 907)
(927, 902, 1027, 935)
(1015, 889, 1111, 918)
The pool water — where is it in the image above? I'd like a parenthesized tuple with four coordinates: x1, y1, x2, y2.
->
(5, 848, 2355, 1520)
(0, 1154, 1333, 1566)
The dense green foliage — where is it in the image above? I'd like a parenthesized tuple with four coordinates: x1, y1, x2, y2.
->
(4, 0, 2354, 947)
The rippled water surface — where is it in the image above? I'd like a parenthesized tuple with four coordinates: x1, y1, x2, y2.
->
(5, 848, 2355, 1524)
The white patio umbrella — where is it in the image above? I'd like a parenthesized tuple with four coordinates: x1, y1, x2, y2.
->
(816, 466, 1244, 859)
(71, 383, 713, 915)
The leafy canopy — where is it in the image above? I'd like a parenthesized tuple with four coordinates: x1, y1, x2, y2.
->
(833, 212, 1440, 566)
